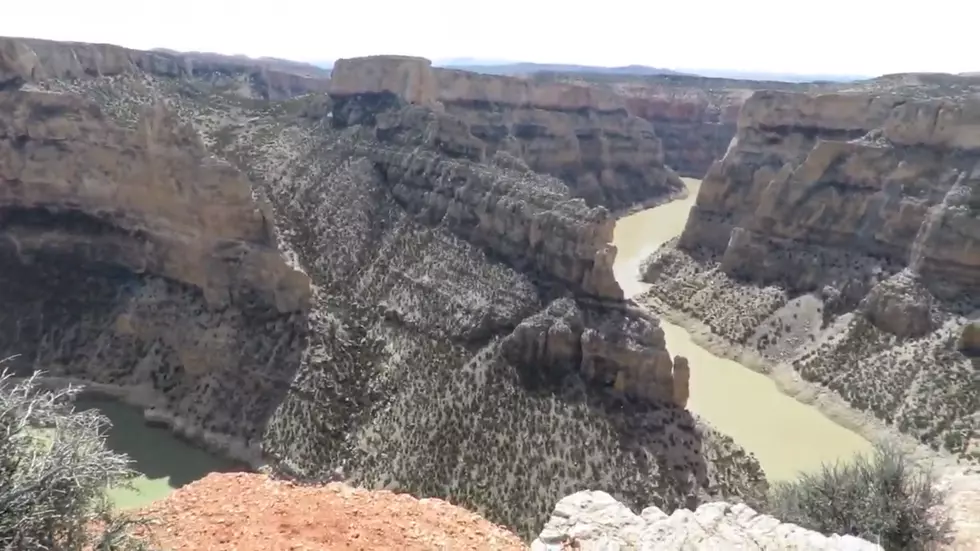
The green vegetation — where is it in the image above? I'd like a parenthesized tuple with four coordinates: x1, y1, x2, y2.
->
(765, 446, 950, 551)
(0, 367, 155, 551)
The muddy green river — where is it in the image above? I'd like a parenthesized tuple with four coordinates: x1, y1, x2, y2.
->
(612, 178, 873, 481)
(74, 397, 241, 509)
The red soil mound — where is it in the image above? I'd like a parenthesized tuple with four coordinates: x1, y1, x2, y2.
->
(132, 472, 527, 550)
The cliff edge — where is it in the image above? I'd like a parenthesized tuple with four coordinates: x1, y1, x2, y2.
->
(330, 56, 684, 211)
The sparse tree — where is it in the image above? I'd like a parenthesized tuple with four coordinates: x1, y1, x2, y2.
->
(766, 445, 950, 551)
(0, 365, 154, 551)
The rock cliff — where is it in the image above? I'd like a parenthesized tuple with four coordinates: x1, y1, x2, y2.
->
(0, 36, 329, 99)
(331, 56, 684, 211)
(532, 491, 882, 550)
(0, 37, 766, 538)
(643, 89, 980, 460)
(531, 72, 816, 178)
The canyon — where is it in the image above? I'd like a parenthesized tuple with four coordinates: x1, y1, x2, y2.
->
(0, 36, 761, 541)
(1, 33, 977, 550)
(642, 88, 980, 463)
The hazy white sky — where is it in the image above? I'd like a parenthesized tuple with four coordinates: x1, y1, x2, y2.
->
(2, 1, 974, 76)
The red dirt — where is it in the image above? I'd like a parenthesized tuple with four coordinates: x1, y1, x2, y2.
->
(131, 472, 528, 550)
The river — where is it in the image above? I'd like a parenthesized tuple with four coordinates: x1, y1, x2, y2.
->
(74, 397, 243, 509)
(612, 178, 873, 482)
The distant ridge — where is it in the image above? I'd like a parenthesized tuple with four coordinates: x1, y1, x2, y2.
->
(436, 60, 691, 77)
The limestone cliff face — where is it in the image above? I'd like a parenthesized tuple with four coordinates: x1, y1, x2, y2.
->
(681, 90, 980, 298)
(643, 89, 980, 459)
(0, 37, 766, 539)
(0, 36, 329, 99)
(330, 56, 684, 211)
(0, 89, 314, 448)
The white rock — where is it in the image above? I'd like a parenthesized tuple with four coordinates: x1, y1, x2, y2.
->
(532, 492, 884, 550)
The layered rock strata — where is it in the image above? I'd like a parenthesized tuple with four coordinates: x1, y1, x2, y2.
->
(331, 56, 684, 211)
(532, 490, 882, 550)
(532, 72, 817, 178)
(0, 36, 329, 99)
(0, 37, 766, 538)
(643, 89, 980, 459)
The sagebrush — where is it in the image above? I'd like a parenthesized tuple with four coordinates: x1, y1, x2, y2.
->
(766, 445, 950, 550)
(0, 366, 154, 551)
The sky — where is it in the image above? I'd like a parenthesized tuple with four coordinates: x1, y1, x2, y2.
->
(1, 0, 975, 77)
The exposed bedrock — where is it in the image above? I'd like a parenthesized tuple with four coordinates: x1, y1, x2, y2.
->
(643, 89, 980, 459)
(532, 490, 882, 550)
(528, 72, 818, 179)
(500, 298, 689, 407)
(330, 56, 684, 211)
(0, 44, 767, 539)
(0, 89, 313, 448)
(681, 90, 980, 299)
(0, 36, 330, 98)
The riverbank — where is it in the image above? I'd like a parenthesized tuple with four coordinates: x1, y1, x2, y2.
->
(612, 178, 884, 482)
(639, 293, 958, 470)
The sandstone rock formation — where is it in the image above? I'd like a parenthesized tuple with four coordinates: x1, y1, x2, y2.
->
(331, 56, 684, 211)
(0, 36, 329, 99)
(643, 88, 980, 460)
(532, 72, 818, 179)
(0, 36, 766, 538)
(532, 490, 882, 550)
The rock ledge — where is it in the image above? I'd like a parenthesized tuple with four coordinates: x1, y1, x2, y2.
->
(532, 491, 882, 550)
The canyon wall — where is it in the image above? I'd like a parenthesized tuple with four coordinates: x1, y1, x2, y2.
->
(0, 36, 330, 98)
(331, 56, 684, 211)
(643, 88, 980, 460)
(0, 88, 314, 451)
(532, 72, 816, 178)
(0, 38, 766, 538)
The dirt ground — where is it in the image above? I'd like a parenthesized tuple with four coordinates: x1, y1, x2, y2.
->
(130, 473, 527, 550)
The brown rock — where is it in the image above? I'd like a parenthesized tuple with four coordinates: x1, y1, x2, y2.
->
(679, 89, 980, 301)
(330, 55, 683, 211)
(959, 321, 980, 357)
(0, 90, 310, 313)
(671, 356, 690, 408)
(0, 36, 329, 99)
(501, 298, 678, 404)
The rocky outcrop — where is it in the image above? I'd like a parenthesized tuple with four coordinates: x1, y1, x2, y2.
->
(0, 36, 329, 99)
(0, 37, 767, 539)
(500, 298, 688, 406)
(330, 56, 684, 211)
(532, 491, 882, 550)
(643, 89, 980, 459)
(960, 321, 980, 357)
